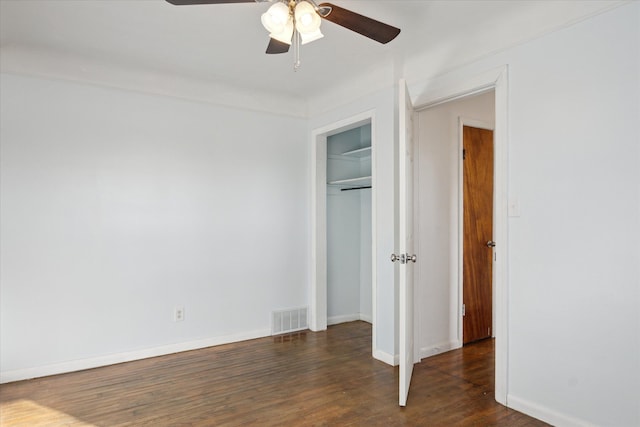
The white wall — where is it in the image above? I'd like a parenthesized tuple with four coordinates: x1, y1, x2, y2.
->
(406, 3, 639, 426)
(416, 92, 495, 358)
(358, 135, 373, 323)
(359, 186, 372, 322)
(326, 187, 373, 324)
(502, 7, 639, 425)
(0, 73, 309, 381)
(327, 187, 361, 321)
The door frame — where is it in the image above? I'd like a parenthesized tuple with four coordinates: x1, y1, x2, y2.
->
(310, 110, 378, 353)
(458, 118, 495, 345)
(412, 65, 508, 405)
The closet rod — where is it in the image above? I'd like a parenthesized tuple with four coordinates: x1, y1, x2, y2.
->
(341, 186, 372, 192)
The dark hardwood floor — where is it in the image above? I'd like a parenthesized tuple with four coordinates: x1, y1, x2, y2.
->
(0, 321, 548, 426)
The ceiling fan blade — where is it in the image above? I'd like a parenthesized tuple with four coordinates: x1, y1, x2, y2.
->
(318, 3, 400, 44)
(266, 38, 290, 54)
(165, 0, 256, 5)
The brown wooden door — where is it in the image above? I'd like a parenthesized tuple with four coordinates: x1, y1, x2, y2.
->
(463, 125, 494, 344)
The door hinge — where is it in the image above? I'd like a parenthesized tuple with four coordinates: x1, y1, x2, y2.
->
(462, 304, 466, 316)
(463, 149, 466, 160)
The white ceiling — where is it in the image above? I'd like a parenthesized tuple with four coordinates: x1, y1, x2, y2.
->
(0, 0, 627, 100)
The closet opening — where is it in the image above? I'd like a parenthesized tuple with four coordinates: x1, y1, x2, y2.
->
(310, 112, 376, 355)
(326, 124, 372, 326)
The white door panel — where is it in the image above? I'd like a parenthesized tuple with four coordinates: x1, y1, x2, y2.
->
(398, 79, 416, 407)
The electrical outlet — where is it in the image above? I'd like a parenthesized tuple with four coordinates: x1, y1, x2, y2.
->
(174, 306, 185, 322)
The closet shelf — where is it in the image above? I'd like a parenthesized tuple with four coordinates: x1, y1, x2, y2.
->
(327, 176, 372, 187)
(341, 146, 371, 158)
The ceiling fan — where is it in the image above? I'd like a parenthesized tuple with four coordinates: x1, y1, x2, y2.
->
(165, 0, 401, 69)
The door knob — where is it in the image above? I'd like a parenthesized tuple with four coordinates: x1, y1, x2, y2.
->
(391, 253, 406, 263)
(391, 253, 416, 263)
(486, 241, 496, 248)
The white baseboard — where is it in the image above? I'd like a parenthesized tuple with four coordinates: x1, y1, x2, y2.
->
(375, 340, 459, 368)
(327, 314, 360, 325)
(359, 313, 372, 324)
(419, 340, 460, 360)
(327, 313, 372, 326)
(507, 394, 598, 427)
(0, 328, 270, 384)
(373, 349, 398, 366)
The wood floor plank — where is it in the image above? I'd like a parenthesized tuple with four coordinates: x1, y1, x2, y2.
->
(0, 322, 548, 426)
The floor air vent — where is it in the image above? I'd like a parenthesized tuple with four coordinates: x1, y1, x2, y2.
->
(272, 307, 308, 335)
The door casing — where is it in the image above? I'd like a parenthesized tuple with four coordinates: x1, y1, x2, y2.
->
(310, 110, 377, 355)
(412, 65, 508, 405)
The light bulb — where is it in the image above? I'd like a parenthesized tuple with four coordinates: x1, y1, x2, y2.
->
(300, 13, 313, 27)
(270, 19, 294, 45)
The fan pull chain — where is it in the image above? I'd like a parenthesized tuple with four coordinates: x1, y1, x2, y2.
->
(293, 30, 301, 71)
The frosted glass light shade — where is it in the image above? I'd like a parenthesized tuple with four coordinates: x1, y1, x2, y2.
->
(261, 2, 291, 34)
(270, 20, 294, 45)
(294, 1, 323, 44)
(300, 29, 323, 45)
(261, 2, 294, 45)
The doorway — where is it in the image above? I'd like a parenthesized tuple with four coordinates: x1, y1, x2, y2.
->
(414, 92, 495, 357)
(310, 111, 377, 355)
(412, 84, 506, 402)
(326, 124, 372, 325)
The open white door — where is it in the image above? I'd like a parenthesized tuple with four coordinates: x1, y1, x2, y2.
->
(398, 79, 416, 406)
